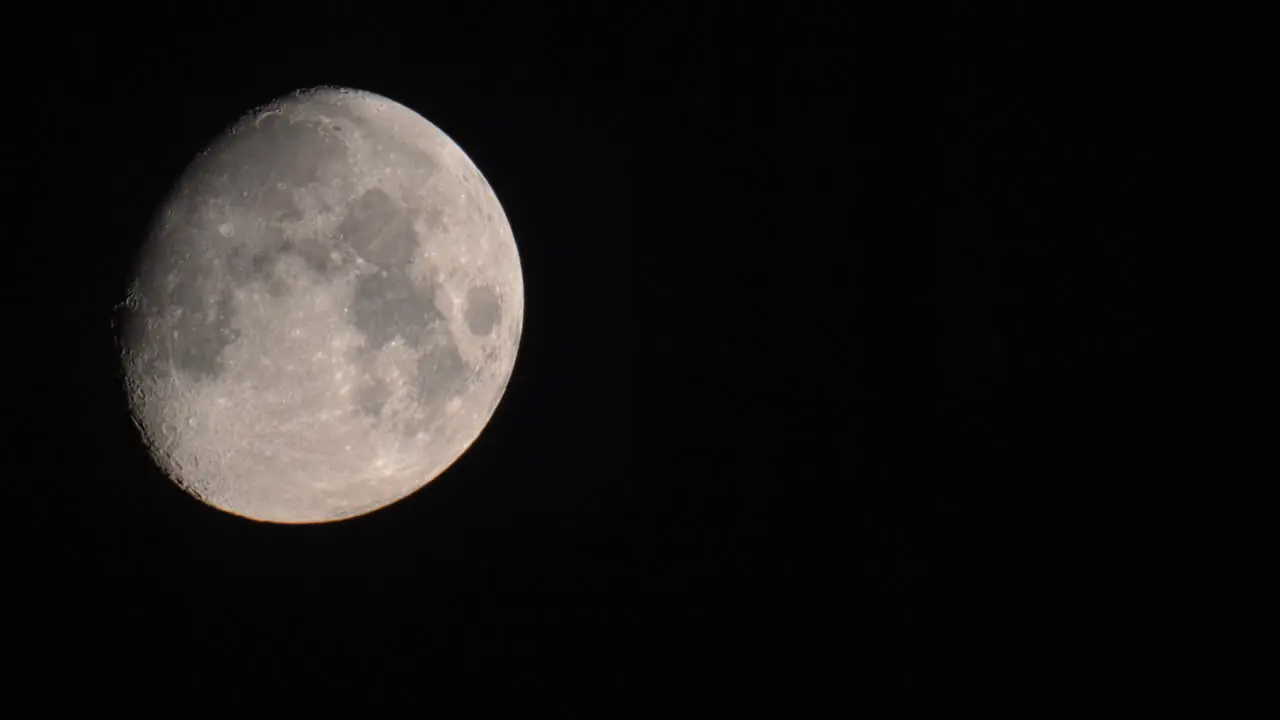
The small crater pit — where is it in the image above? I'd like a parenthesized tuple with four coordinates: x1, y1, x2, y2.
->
(354, 377, 393, 417)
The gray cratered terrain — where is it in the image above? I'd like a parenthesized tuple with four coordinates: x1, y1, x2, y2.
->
(118, 87, 524, 523)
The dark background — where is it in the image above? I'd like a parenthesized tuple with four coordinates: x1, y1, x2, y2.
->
(1, 3, 1158, 708)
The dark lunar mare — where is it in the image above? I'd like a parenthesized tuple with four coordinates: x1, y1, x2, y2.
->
(340, 188, 419, 267)
(417, 340, 470, 421)
(349, 268, 440, 348)
(343, 265, 474, 426)
(464, 285, 501, 336)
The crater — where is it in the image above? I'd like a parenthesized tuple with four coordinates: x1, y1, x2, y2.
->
(463, 285, 501, 336)
(264, 253, 315, 297)
(339, 188, 419, 267)
(350, 268, 440, 348)
(354, 376, 393, 417)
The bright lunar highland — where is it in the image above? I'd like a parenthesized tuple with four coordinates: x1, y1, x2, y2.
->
(118, 87, 524, 523)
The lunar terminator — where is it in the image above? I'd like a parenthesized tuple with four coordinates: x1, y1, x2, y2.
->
(118, 86, 524, 523)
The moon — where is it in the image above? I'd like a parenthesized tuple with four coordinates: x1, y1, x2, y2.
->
(117, 86, 524, 524)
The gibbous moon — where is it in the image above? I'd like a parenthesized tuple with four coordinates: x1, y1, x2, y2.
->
(118, 86, 524, 524)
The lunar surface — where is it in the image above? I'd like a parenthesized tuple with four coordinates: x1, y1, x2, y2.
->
(117, 87, 523, 523)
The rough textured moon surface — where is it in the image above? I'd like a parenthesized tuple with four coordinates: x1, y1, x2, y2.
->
(118, 87, 523, 524)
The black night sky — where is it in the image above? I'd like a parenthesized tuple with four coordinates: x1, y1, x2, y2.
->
(2, 4, 1158, 709)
